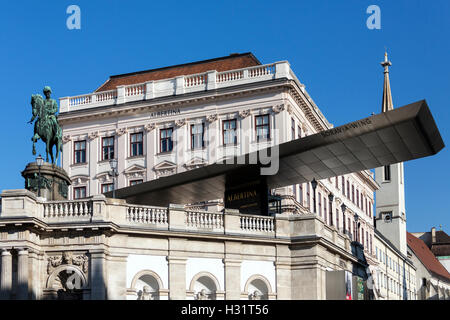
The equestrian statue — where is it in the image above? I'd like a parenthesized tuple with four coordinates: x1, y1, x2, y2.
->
(28, 86, 63, 164)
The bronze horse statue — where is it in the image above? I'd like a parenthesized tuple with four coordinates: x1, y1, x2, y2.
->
(29, 90, 63, 164)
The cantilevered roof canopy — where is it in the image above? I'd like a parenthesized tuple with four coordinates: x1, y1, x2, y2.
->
(105, 100, 444, 206)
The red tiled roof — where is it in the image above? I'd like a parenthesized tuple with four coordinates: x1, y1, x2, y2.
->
(95, 53, 261, 92)
(407, 232, 450, 281)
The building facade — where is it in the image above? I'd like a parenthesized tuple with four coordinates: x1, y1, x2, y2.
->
(0, 53, 385, 300)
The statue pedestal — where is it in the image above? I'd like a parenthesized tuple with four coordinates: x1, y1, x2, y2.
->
(21, 162, 71, 200)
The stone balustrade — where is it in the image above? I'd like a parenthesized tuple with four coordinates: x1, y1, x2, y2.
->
(0, 189, 351, 252)
(59, 62, 288, 113)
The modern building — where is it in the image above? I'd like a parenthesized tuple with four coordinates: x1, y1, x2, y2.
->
(407, 232, 450, 299)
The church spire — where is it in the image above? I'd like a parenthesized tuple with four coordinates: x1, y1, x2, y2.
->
(381, 51, 394, 112)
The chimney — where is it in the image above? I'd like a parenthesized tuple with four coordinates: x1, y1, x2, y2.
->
(431, 227, 436, 244)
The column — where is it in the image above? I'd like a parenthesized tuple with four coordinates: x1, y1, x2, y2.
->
(167, 256, 186, 300)
(0, 249, 12, 300)
(17, 249, 29, 300)
(90, 250, 106, 300)
(223, 259, 241, 300)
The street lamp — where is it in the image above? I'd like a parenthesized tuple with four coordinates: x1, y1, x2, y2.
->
(328, 193, 334, 226)
(36, 154, 44, 197)
(311, 178, 318, 214)
(109, 158, 119, 198)
(341, 203, 347, 234)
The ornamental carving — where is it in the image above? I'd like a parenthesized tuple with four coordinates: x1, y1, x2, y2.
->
(115, 127, 128, 136)
(62, 135, 71, 144)
(206, 114, 218, 123)
(286, 104, 293, 115)
(47, 252, 89, 275)
(175, 119, 186, 127)
(238, 109, 250, 118)
(88, 131, 99, 140)
(144, 123, 156, 132)
(272, 104, 285, 113)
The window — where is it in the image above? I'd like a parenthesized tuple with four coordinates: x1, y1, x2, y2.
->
(362, 228, 365, 248)
(255, 115, 270, 141)
(365, 198, 368, 215)
(318, 192, 322, 217)
(74, 140, 86, 164)
(291, 118, 296, 140)
(342, 177, 345, 196)
(160, 128, 174, 153)
(346, 181, 350, 199)
(336, 208, 339, 229)
(130, 132, 143, 157)
(223, 119, 237, 145)
(74, 186, 86, 199)
(191, 123, 205, 149)
(376, 247, 378, 260)
(292, 185, 297, 200)
(102, 136, 114, 160)
(323, 196, 327, 223)
(335, 176, 339, 189)
(297, 125, 301, 139)
(130, 179, 143, 186)
(356, 190, 359, 208)
(101, 183, 114, 193)
(384, 165, 391, 181)
(299, 184, 303, 204)
(306, 183, 310, 209)
(370, 235, 372, 254)
(351, 185, 355, 203)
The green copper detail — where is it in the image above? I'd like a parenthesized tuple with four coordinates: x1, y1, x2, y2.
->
(28, 86, 63, 164)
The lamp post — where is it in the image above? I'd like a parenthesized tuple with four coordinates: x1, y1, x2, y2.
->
(328, 193, 334, 226)
(341, 203, 347, 234)
(109, 158, 119, 198)
(36, 154, 44, 197)
(311, 178, 318, 214)
(354, 213, 360, 243)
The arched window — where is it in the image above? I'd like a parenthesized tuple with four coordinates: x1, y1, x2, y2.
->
(190, 273, 220, 300)
(244, 275, 272, 300)
(131, 270, 163, 300)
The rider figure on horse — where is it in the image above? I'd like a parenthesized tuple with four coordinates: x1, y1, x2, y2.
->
(28, 86, 59, 135)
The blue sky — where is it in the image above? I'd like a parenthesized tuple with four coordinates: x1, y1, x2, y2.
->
(0, 0, 448, 233)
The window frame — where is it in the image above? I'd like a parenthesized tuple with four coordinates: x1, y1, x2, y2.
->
(190, 123, 205, 149)
(222, 119, 237, 146)
(101, 183, 114, 194)
(73, 186, 87, 199)
(102, 136, 115, 161)
(160, 127, 174, 153)
(130, 179, 144, 186)
(73, 140, 87, 164)
(255, 114, 270, 142)
(130, 132, 144, 157)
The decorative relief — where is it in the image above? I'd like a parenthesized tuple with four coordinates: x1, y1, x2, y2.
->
(286, 103, 293, 115)
(88, 131, 99, 140)
(115, 127, 128, 136)
(238, 109, 251, 118)
(206, 114, 218, 123)
(272, 104, 285, 114)
(62, 135, 71, 144)
(175, 119, 186, 127)
(144, 123, 156, 132)
(47, 251, 89, 275)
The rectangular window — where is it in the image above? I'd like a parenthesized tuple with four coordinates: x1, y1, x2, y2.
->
(346, 181, 350, 199)
(352, 185, 355, 203)
(74, 140, 86, 164)
(101, 183, 114, 193)
(130, 132, 143, 157)
(306, 183, 310, 210)
(376, 247, 378, 260)
(102, 136, 114, 160)
(335, 176, 339, 189)
(384, 165, 391, 181)
(160, 128, 174, 153)
(74, 186, 86, 199)
(223, 119, 237, 145)
(318, 192, 322, 217)
(291, 118, 296, 140)
(130, 179, 143, 186)
(323, 196, 327, 223)
(255, 115, 270, 141)
(292, 185, 297, 200)
(191, 123, 205, 149)
(336, 208, 339, 229)
(362, 228, 365, 248)
(297, 125, 301, 139)
(342, 177, 345, 196)
(299, 184, 303, 204)
(356, 190, 359, 207)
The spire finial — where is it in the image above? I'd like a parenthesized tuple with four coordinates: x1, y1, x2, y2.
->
(381, 50, 394, 112)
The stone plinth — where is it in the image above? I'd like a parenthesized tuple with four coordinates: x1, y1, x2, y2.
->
(21, 162, 71, 200)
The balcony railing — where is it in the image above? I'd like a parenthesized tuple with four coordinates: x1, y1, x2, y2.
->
(59, 62, 290, 113)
